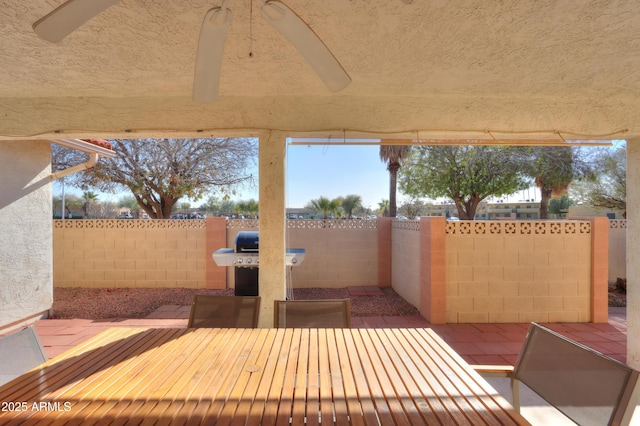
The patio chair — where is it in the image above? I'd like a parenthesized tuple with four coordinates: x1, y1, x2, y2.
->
(0, 326, 47, 386)
(188, 295, 260, 328)
(474, 322, 640, 426)
(274, 299, 352, 328)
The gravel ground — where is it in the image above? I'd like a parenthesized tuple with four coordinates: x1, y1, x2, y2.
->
(53, 286, 625, 319)
(52, 287, 420, 319)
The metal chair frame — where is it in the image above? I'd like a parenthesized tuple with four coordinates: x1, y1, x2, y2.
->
(0, 326, 47, 386)
(475, 323, 640, 426)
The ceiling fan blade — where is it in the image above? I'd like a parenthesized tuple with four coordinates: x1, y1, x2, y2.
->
(193, 7, 232, 103)
(33, 0, 121, 43)
(262, 1, 351, 92)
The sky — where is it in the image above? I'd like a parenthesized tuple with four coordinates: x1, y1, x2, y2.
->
(201, 143, 395, 209)
(285, 144, 390, 208)
(53, 141, 547, 210)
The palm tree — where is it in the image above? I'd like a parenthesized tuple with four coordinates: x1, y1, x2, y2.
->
(310, 196, 339, 219)
(380, 145, 412, 217)
(529, 147, 592, 219)
(378, 199, 390, 217)
(81, 191, 99, 218)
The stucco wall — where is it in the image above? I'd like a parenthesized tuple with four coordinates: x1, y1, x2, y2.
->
(0, 141, 53, 328)
(445, 221, 592, 323)
(609, 220, 626, 283)
(391, 221, 421, 309)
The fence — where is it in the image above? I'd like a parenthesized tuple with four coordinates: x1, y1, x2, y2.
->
(53, 217, 613, 324)
(53, 218, 380, 290)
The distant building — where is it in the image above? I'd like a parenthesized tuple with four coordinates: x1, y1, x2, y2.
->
(422, 201, 541, 220)
(476, 201, 541, 220)
(567, 205, 625, 219)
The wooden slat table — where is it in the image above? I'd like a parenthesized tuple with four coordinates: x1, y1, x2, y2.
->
(0, 327, 530, 425)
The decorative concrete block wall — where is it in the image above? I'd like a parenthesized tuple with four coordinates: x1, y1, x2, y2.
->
(53, 220, 207, 288)
(286, 220, 379, 288)
(53, 219, 379, 290)
(444, 220, 599, 323)
(53, 217, 609, 324)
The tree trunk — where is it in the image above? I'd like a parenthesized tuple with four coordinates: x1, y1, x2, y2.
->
(539, 187, 552, 219)
(388, 163, 399, 217)
(454, 197, 481, 220)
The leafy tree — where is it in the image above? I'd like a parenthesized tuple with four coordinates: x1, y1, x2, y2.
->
(220, 199, 237, 215)
(52, 193, 83, 218)
(236, 199, 259, 218)
(399, 198, 425, 219)
(340, 194, 362, 219)
(399, 146, 528, 220)
(380, 145, 412, 217)
(118, 195, 139, 210)
(524, 146, 593, 219)
(54, 138, 257, 219)
(93, 201, 119, 219)
(199, 196, 237, 215)
(571, 145, 626, 216)
(51, 143, 85, 173)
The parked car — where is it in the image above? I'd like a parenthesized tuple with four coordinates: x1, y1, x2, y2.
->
(117, 213, 133, 219)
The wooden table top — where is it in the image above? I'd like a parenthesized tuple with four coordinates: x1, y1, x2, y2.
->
(0, 327, 530, 425)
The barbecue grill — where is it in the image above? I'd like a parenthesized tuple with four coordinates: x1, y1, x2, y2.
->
(212, 231, 305, 296)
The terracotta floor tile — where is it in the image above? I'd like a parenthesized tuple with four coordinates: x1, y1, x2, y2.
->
(497, 332, 527, 343)
(587, 341, 626, 356)
(475, 342, 513, 356)
(347, 286, 368, 296)
(470, 354, 511, 365)
(448, 342, 484, 355)
(494, 324, 529, 333)
(501, 341, 525, 354)
(364, 287, 384, 296)
(472, 324, 504, 333)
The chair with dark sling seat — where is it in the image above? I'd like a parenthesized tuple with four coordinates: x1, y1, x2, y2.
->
(188, 295, 261, 328)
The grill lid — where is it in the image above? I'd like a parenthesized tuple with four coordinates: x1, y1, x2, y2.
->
(235, 231, 259, 252)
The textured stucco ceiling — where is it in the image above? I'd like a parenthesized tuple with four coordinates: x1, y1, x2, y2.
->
(2, 0, 640, 140)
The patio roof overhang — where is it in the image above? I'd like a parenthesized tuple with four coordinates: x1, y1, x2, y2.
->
(1, 1, 639, 141)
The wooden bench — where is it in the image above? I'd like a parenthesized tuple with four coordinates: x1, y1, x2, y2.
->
(474, 323, 640, 426)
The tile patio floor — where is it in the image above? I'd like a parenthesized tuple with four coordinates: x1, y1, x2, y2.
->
(29, 287, 629, 366)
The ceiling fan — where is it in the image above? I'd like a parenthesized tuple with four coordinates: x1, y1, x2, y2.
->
(33, 0, 352, 103)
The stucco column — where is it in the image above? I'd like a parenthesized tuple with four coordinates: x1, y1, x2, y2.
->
(627, 139, 640, 368)
(258, 132, 287, 328)
(0, 141, 53, 329)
